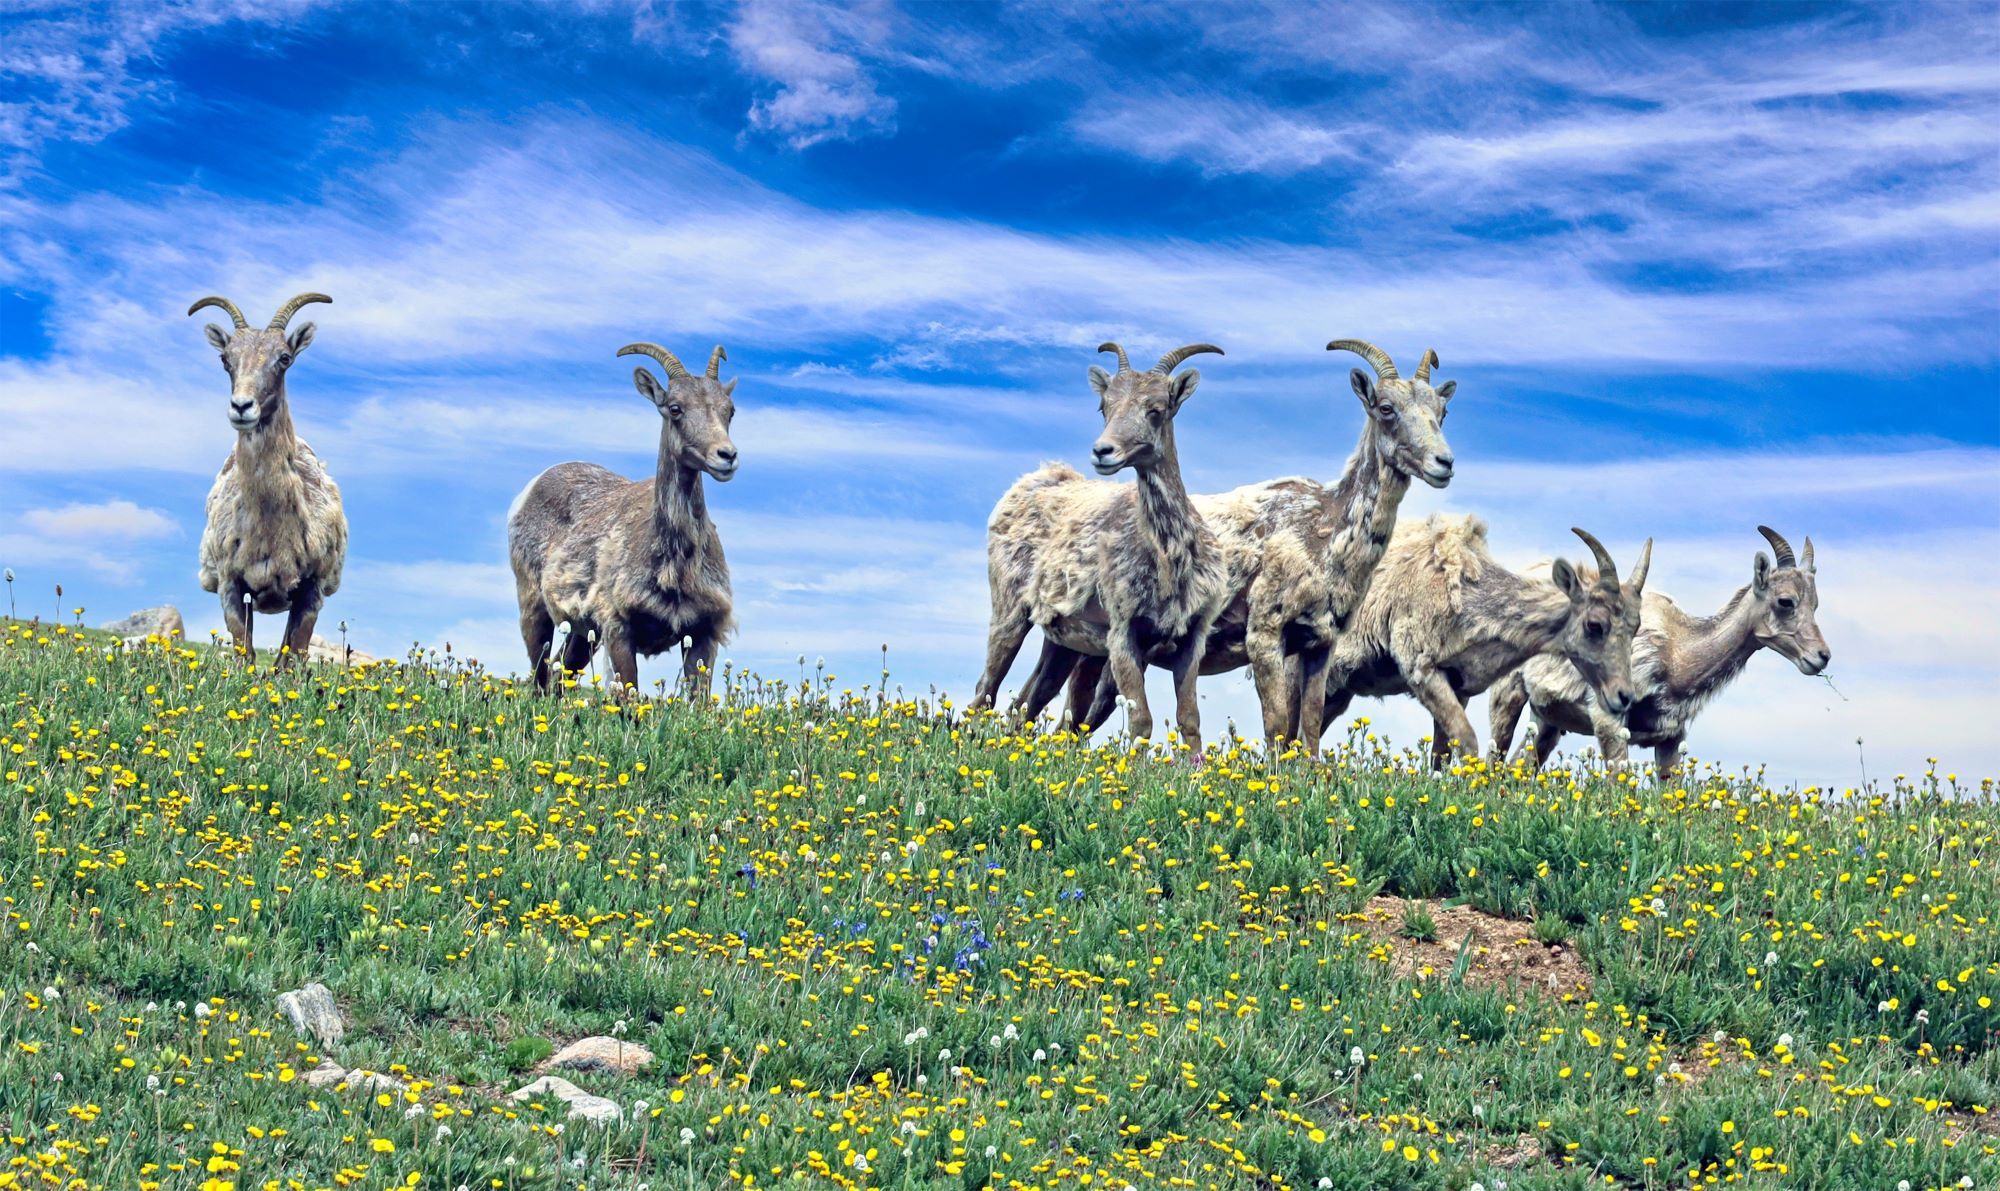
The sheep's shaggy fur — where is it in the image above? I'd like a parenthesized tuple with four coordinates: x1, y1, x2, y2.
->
(197, 438, 346, 611)
(1319, 514, 1645, 763)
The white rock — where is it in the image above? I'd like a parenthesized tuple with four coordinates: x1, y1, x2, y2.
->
(103, 606, 185, 642)
(302, 1061, 349, 1089)
(307, 635, 379, 666)
(547, 1036, 654, 1076)
(275, 983, 344, 1047)
(510, 1075, 622, 1125)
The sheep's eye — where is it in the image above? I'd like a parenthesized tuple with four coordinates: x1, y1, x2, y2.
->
(1377, 404, 1397, 420)
(278, 353, 293, 368)
(1585, 621, 1607, 640)
(668, 403, 684, 418)
(1147, 408, 1163, 426)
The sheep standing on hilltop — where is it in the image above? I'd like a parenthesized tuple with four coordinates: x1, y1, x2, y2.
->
(189, 293, 347, 663)
(1316, 518, 1648, 764)
(509, 341, 739, 698)
(1056, 340, 1457, 755)
(969, 343, 1230, 752)
(1489, 525, 1829, 775)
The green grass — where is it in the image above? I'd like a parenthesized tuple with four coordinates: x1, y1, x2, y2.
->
(1, 621, 1995, 1191)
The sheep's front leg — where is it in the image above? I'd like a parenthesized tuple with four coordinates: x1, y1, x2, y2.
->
(602, 624, 641, 699)
(1079, 667, 1119, 739)
(1319, 684, 1355, 747)
(1108, 624, 1153, 741)
(1588, 703, 1632, 773)
(1014, 639, 1079, 729)
(1245, 613, 1293, 748)
(279, 579, 322, 667)
(1654, 737, 1685, 780)
(969, 606, 1031, 714)
(1064, 654, 1107, 734)
(1161, 629, 1208, 756)
(1410, 670, 1477, 762)
(1520, 715, 1568, 771)
(220, 583, 254, 660)
(1292, 643, 1333, 758)
(1486, 671, 1529, 765)
(681, 629, 719, 701)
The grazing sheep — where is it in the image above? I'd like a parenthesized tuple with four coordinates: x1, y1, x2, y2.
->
(1314, 518, 1648, 764)
(1489, 525, 1829, 775)
(508, 341, 738, 697)
(1058, 339, 1457, 755)
(969, 342, 1230, 751)
(189, 293, 347, 662)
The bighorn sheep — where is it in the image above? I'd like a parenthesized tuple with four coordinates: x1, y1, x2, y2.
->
(1314, 517, 1648, 764)
(189, 293, 347, 662)
(1489, 525, 1829, 775)
(968, 342, 1231, 751)
(1051, 340, 1457, 756)
(508, 341, 738, 697)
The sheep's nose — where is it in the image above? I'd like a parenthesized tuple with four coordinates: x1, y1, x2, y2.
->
(1092, 442, 1118, 462)
(1433, 453, 1454, 472)
(1607, 687, 1634, 714)
(230, 399, 254, 418)
(1815, 649, 1831, 668)
(714, 445, 738, 465)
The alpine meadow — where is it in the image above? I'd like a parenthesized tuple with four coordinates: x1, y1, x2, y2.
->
(2, 3, 1997, 1191)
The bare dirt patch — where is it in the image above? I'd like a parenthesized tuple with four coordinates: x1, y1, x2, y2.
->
(1346, 896, 1592, 997)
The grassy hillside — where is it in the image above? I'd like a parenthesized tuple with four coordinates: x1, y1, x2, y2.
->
(1, 621, 1994, 1191)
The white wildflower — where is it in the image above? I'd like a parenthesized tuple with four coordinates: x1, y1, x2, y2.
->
(1776, 1033, 1793, 1048)
(435, 1125, 453, 1141)
(41, 986, 58, 1001)
(1764, 951, 1778, 967)
(679, 1128, 694, 1146)
(1003, 1023, 1019, 1041)
(1350, 1046, 1366, 1066)
(633, 1100, 650, 1114)
(1033, 1049, 1047, 1062)
(194, 1003, 212, 1019)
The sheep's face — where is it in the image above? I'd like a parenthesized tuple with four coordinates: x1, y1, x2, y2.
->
(1549, 558, 1642, 717)
(634, 370, 739, 482)
(1086, 366, 1198, 476)
(1750, 552, 1829, 675)
(203, 324, 315, 434)
(1351, 372, 1454, 488)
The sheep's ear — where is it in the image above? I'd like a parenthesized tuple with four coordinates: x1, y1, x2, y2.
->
(1753, 551, 1771, 593)
(1087, 366, 1112, 397)
(723, 377, 738, 397)
(1551, 558, 1584, 604)
(204, 324, 231, 352)
(633, 368, 670, 409)
(1435, 379, 1456, 404)
(1350, 368, 1375, 403)
(287, 322, 317, 356)
(1169, 368, 1200, 412)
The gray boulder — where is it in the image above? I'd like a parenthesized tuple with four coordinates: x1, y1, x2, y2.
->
(103, 605, 184, 643)
(276, 982, 344, 1048)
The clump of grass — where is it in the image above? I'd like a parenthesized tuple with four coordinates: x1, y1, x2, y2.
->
(1400, 901, 1439, 943)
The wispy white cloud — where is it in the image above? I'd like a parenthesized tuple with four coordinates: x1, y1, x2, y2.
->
(21, 499, 177, 539)
(727, 0, 898, 148)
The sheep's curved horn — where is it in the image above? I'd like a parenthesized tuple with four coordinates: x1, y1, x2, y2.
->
(268, 293, 331, 331)
(1414, 348, 1440, 383)
(1097, 342, 1132, 373)
(618, 342, 692, 380)
(1327, 339, 1398, 381)
(1571, 527, 1620, 589)
(1630, 538, 1653, 593)
(187, 296, 249, 331)
(705, 345, 727, 380)
(1801, 536, 1815, 574)
(1757, 525, 1796, 569)
(1151, 343, 1224, 375)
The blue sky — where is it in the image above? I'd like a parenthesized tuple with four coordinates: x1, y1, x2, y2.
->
(2, 0, 1996, 785)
